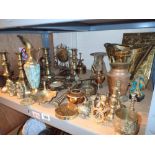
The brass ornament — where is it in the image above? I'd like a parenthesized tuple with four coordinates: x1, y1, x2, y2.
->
(66, 89, 86, 105)
(55, 103, 78, 120)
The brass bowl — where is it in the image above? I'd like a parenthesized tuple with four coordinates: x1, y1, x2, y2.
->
(66, 89, 86, 105)
(113, 108, 139, 135)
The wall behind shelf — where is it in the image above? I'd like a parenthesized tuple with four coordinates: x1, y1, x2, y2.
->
(53, 28, 155, 71)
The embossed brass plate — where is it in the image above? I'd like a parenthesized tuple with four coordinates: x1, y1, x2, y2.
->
(55, 104, 78, 120)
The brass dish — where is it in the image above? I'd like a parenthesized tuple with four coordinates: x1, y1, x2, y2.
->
(50, 81, 64, 89)
(55, 103, 78, 120)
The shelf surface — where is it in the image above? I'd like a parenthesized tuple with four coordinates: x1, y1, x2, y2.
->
(0, 88, 152, 135)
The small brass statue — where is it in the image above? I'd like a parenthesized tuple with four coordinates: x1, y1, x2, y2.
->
(92, 95, 110, 123)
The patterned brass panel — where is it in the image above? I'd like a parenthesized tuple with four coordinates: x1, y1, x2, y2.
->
(122, 32, 155, 87)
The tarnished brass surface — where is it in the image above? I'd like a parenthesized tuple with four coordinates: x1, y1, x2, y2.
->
(113, 108, 139, 135)
(55, 104, 78, 120)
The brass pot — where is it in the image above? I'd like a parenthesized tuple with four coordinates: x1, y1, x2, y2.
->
(66, 89, 86, 105)
(113, 108, 139, 135)
(107, 63, 130, 98)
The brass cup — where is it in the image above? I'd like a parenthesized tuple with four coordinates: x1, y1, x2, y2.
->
(66, 89, 86, 105)
(113, 108, 139, 135)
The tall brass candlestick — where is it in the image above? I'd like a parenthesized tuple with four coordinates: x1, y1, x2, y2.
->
(16, 52, 30, 98)
(1, 52, 10, 78)
(0, 52, 16, 95)
(42, 48, 54, 81)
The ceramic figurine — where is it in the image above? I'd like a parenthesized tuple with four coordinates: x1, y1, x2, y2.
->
(129, 76, 145, 102)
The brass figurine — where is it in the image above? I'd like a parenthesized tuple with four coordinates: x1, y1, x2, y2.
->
(92, 95, 110, 123)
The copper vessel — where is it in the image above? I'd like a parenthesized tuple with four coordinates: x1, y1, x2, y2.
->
(66, 89, 85, 105)
(107, 63, 130, 100)
(105, 43, 131, 101)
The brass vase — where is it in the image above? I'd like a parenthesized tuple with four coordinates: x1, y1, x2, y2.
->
(107, 63, 130, 101)
(104, 43, 131, 101)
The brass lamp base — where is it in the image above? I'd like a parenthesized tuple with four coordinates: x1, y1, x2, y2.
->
(55, 104, 78, 120)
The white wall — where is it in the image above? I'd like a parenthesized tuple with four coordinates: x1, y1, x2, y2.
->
(53, 28, 155, 71)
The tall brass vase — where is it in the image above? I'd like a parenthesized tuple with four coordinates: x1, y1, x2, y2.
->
(104, 43, 131, 101)
(107, 63, 130, 99)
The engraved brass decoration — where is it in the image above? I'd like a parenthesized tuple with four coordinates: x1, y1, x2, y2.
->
(122, 32, 155, 86)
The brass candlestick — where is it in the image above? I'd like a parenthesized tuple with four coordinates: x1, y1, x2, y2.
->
(42, 48, 54, 81)
(1, 52, 10, 78)
(69, 48, 79, 81)
(0, 52, 16, 95)
(16, 52, 30, 99)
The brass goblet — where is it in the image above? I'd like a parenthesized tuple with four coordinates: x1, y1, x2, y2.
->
(94, 71, 105, 94)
